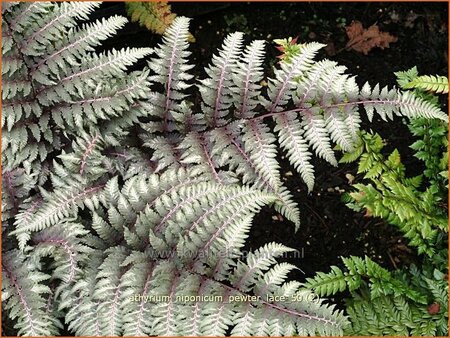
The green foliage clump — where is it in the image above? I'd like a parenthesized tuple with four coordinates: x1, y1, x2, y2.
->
(340, 69, 448, 257)
(341, 130, 447, 257)
(305, 255, 448, 335)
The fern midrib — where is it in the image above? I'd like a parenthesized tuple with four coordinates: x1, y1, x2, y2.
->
(130, 174, 207, 233)
(297, 68, 327, 107)
(72, 296, 102, 335)
(39, 80, 146, 130)
(165, 189, 264, 264)
(254, 98, 436, 122)
(199, 135, 222, 182)
(134, 270, 154, 336)
(39, 237, 77, 282)
(212, 34, 241, 126)
(61, 54, 126, 82)
(255, 300, 271, 335)
(153, 184, 221, 233)
(2, 265, 40, 336)
(237, 44, 261, 118)
(233, 303, 253, 335)
(183, 190, 267, 264)
(203, 274, 235, 334)
(163, 271, 179, 335)
(308, 272, 347, 291)
(58, 75, 146, 107)
(15, 184, 105, 235)
(80, 134, 100, 176)
(268, 60, 299, 114)
(19, 198, 44, 224)
(234, 255, 267, 291)
(32, 16, 126, 72)
(2, 97, 35, 108)
(108, 283, 122, 335)
(163, 22, 184, 132)
(25, 6, 73, 45)
(35, 47, 149, 99)
(222, 127, 262, 181)
(277, 114, 313, 183)
(191, 96, 442, 155)
(196, 205, 247, 253)
(189, 279, 205, 335)
(247, 120, 280, 186)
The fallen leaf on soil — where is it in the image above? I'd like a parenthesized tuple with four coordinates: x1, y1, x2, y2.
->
(345, 20, 398, 55)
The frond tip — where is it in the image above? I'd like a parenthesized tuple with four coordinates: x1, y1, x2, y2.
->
(359, 82, 448, 122)
(404, 74, 449, 94)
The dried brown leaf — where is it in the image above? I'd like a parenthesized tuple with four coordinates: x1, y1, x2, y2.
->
(345, 20, 398, 55)
(427, 302, 440, 315)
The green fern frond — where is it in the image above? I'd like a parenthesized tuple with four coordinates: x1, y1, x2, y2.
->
(338, 129, 448, 257)
(347, 295, 439, 336)
(404, 75, 449, 94)
(305, 255, 426, 303)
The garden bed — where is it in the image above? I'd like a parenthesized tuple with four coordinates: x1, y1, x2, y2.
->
(95, 1, 448, 285)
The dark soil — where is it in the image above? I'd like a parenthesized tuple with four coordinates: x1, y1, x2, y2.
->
(94, 2, 448, 302)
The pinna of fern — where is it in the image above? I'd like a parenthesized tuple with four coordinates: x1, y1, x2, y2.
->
(395, 66, 449, 190)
